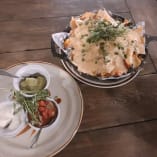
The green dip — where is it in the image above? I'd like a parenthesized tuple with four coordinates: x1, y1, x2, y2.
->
(19, 73, 47, 94)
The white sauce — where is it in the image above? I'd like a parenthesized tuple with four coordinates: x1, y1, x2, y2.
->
(0, 103, 13, 128)
(0, 101, 21, 130)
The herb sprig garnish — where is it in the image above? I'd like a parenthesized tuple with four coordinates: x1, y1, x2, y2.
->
(13, 89, 50, 125)
(87, 20, 127, 43)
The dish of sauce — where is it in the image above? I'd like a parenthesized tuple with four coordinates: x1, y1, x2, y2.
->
(28, 100, 58, 128)
(19, 73, 47, 94)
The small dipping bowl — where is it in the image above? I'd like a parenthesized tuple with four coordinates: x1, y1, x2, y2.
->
(28, 98, 60, 130)
(13, 64, 50, 97)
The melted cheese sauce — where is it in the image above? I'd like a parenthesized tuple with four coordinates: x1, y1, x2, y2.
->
(66, 9, 145, 77)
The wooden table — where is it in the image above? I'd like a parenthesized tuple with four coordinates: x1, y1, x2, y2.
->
(0, 0, 157, 156)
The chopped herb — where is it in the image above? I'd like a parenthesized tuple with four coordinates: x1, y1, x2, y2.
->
(113, 43, 117, 46)
(114, 52, 119, 55)
(82, 44, 86, 47)
(117, 43, 124, 50)
(81, 34, 88, 39)
(124, 54, 127, 58)
(82, 58, 85, 62)
(81, 49, 86, 53)
(95, 60, 98, 64)
(100, 42, 105, 46)
(87, 20, 127, 43)
(104, 59, 111, 63)
(99, 47, 108, 57)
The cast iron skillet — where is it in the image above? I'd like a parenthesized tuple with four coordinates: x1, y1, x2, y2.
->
(51, 12, 157, 82)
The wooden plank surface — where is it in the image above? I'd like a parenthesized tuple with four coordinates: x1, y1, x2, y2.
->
(0, 0, 157, 157)
(0, 17, 70, 52)
(0, 0, 128, 21)
(126, 0, 157, 71)
(56, 121, 157, 157)
(0, 50, 62, 69)
(0, 12, 131, 53)
(79, 74, 157, 131)
(140, 55, 156, 75)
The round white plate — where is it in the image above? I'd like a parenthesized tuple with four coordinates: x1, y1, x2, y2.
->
(0, 62, 83, 157)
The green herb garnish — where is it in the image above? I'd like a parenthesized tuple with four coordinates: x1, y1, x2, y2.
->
(81, 49, 86, 53)
(104, 59, 111, 64)
(80, 34, 88, 39)
(124, 54, 128, 58)
(82, 44, 86, 47)
(117, 43, 124, 50)
(99, 42, 108, 57)
(87, 20, 127, 43)
(13, 89, 50, 124)
(114, 52, 119, 55)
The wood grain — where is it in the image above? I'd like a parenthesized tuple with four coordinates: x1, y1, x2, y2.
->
(0, 50, 62, 68)
(146, 42, 157, 72)
(0, 13, 134, 53)
(140, 55, 156, 75)
(0, 13, 132, 53)
(103, 0, 129, 12)
(0, 0, 128, 21)
(79, 74, 157, 131)
(0, 1, 157, 157)
(0, 17, 70, 52)
(56, 121, 157, 157)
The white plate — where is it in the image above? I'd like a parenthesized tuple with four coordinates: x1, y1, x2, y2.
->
(0, 62, 83, 157)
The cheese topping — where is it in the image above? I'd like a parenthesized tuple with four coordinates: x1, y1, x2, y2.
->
(64, 9, 145, 77)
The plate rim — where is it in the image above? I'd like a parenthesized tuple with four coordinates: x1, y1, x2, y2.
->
(61, 60, 141, 88)
(5, 61, 84, 157)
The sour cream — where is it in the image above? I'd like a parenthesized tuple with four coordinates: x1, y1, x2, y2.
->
(0, 101, 14, 128)
(0, 101, 26, 137)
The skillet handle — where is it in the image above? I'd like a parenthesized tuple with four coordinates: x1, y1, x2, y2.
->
(51, 37, 67, 59)
(146, 34, 157, 46)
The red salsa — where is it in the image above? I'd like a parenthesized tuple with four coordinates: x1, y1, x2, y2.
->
(28, 100, 58, 128)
